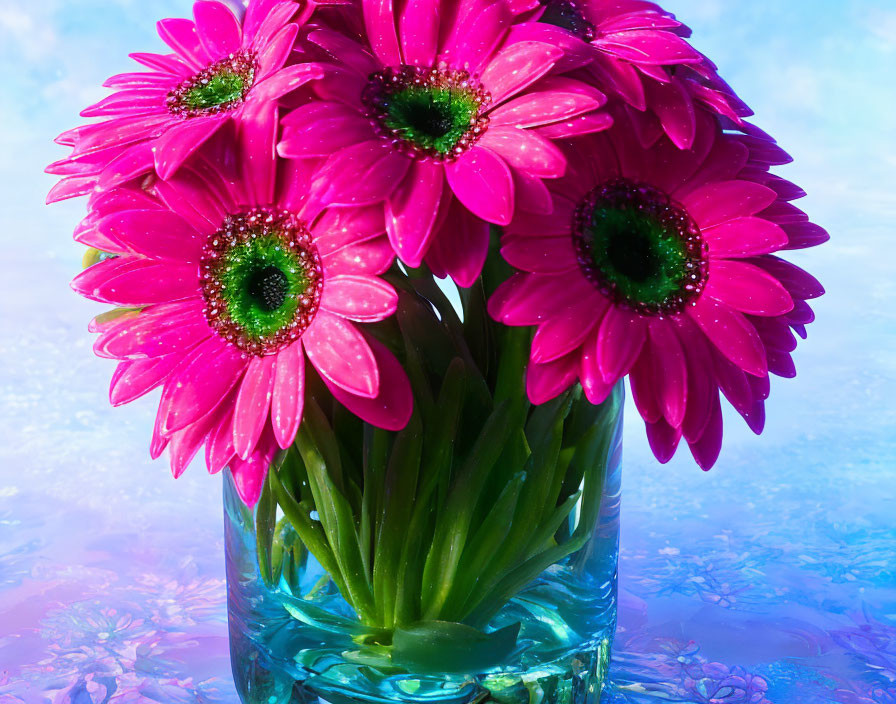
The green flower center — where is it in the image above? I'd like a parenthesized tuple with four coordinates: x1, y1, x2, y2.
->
(573, 180, 707, 315)
(363, 66, 491, 160)
(539, 0, 595, 41)
(168, 53, 256, 118)
(201, 210, 323, 356)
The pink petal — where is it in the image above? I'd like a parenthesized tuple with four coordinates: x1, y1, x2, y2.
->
(129, 52, 192, 77)
(313, 205, 387, 254)
(47, 176, 97, 204)
(503, 23, 595, 73)
(279, 103, 374, 158)
(206, 406, 236, 474)
(250, 3, 298, 50)
(531, 300, 603, 363)
(253, 63, 324, 102)
(481, 41, 563, 105)
(526, 355, 578, 405)
(781, 222, 830, 250)
(579, 330, 615, 405)
(322, 275, 398, 322)
(95, 306, 210, 360)
(110, 355, 182, 406)
(303, 311, 379, 398)
(500, 236, 578, 274)
(363, 0, 402, 66)
(445, 147, 514, 225)
(156, 17, 209, 70)
(153, 173, 228, 233)
(752, 317, 797, 353)
(80, 89, 169, 118)
(311, 65, 367, 106)
(704, 260, 794, 316)
(400, 0, 440, 66)
(767, 348, 796, 378)
(72, 257, 198, 306)
(629, 352, 661, 424)
(98, 210, 203, 262)
(159, 337, 247, 434)
(648, 320, 687, 428)
(238, 104, 279, 205)
(512, 169, 553, 214)
(233, 355, 276, 459)
(689, 297, 767, 377)
(272, 341, 305, 449)
(306, 29, 379, 76)
(323, 236, 396, 276)
(425, 200, 491, 287)
(535, 112, 614, 139)
(193, 1, 242, 59)
(757, 257, 825, 302)
(98, 143, 156, 190)
(688, 392, 723, 470)
(684, 181, 778, 228)
(312, 140, 410, 207)
(712, 350, 754, 414)
(645, 418, 682, 464)
(489, 272, 592, 326)
(596, 305, 647, 384)
(704, 217, 788, 257)
(479, 127, 566, 178)
(490, 82, 604, 128)
(323, 334, 412, 431)
(644, 77, 696, 150)
(443, 0, 507, 72)
(257, 23, 300, 78)
(151, 408, 170, 459)
(385, 159, 444, 266)
(154, 117, 227, 180)
(169, 397, 231, 478)
(677, 317, 715, 443)
(230, 429, 279, 506)
(598, 29, 700, 65)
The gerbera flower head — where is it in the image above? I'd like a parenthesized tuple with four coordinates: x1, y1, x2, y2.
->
(46, 0, 324, 204)
(71, 117, 412, 505)
(489, 109, 826, 468)
(278, 0, 613, 286)
(505, 0, 756, 149)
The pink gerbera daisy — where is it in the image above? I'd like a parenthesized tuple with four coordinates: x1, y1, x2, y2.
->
(489, 109, 825, 468)
(505, 0, 756, 149)
(71, 116, 411, 505)
(46, 0, 323, 204)
(277, 0, 612, 286)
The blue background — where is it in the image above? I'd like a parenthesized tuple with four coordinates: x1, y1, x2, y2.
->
(1, 1, 894, 702)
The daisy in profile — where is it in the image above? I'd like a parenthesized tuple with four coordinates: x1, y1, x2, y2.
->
(278, 0, 612, 286)
(47, 0, 323, 203)
(489, 109, 825, 467)
(506, 0, 755, 149)
(72, 118, 411, 505)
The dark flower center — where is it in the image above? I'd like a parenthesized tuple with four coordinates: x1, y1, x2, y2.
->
(168, 53, 257, 119)
(539, 0, 596, 41)
(363, 66, 491, 160)
(573, 179, 708, 316)
(201, 209, 323, 356)
(246, 265, 290, 312)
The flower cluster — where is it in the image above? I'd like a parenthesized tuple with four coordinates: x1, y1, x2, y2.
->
(51, 0, 826, 503)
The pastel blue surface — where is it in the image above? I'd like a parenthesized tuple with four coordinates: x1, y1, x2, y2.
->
(1, 2, 894, 702)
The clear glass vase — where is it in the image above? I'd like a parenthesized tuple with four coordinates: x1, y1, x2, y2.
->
(224, 380, 624, 704)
